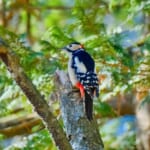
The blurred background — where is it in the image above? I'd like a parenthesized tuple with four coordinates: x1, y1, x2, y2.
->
(0, 0, 150, 150)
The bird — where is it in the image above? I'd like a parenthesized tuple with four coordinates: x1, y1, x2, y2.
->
(61, 42, 99, 120)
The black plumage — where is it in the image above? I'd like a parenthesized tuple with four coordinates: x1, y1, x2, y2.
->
(71, 49, 99, 97)
(62, 43, 99, 120)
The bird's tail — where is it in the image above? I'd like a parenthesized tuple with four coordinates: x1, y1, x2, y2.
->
(84, 91, 93, 121)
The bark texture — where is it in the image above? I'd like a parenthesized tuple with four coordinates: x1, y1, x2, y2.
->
(136, 101, 150, 150)
(0, 38, 72, 150)
(55, 70, 104, 150)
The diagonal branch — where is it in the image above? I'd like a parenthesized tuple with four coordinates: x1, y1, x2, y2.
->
(0, 38, 72, 150)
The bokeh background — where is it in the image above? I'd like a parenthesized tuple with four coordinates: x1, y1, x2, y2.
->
(0, 0, 150, 150)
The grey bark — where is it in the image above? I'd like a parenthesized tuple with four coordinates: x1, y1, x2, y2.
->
(55, 70, 104, 150)
(136, 100, 150, 150)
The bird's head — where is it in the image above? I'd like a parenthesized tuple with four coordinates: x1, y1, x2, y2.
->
(62, 42, 84, 53)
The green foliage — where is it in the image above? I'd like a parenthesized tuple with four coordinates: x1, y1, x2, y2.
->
(4, 129, 57, 150)
(0, 0, 150, 149)
(94, 101, 116, 117)
(24, 129, 57, 150)
(73, 0, 106, 35)
(140, 93, 150, 107)
(42, 26, 74, 47)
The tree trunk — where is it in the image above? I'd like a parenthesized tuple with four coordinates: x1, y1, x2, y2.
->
(136, 98, 150, 150)
(55, 70, 104, 150)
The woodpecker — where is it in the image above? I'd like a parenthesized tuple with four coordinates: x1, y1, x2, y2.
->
(62, 42, 99, 120)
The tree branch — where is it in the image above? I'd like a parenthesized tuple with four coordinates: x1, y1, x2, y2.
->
(0, 38, 72, 150)
(1, 0, 7, 26)
(0, 113, 43, 138)
(55, 70, 104, 150)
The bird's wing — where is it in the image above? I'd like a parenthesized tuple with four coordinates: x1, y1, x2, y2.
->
(72, 50, 95, 73)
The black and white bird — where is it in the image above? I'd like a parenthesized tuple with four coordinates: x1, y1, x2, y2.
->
(62, 42, 99, 120)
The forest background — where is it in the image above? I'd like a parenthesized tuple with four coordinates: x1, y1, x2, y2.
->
(0, 0, 150, 150)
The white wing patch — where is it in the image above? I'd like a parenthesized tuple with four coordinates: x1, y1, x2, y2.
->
(74, 57, 87, 73)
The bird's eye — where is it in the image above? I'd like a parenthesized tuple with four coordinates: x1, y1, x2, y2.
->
(69, 44, 72, 47)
